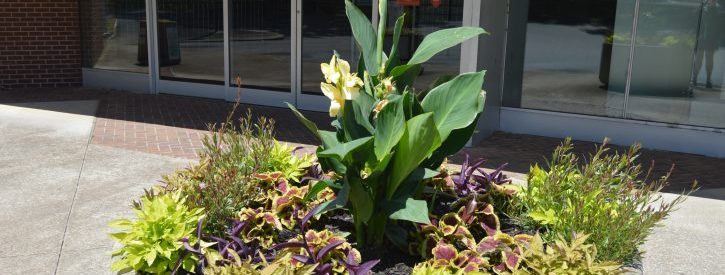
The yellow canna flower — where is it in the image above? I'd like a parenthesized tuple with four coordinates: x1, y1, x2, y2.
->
(328, 99, 342, 117)
(319, 54, 364, 117)
(321, 82, 343, 117)
(321, 56, 341, 84)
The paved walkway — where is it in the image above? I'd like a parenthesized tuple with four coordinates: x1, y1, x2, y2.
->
(1, 88, 724, 274)
(0, 101, 189, 274)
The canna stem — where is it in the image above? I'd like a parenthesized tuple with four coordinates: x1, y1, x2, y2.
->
(376, 0, 388, 69)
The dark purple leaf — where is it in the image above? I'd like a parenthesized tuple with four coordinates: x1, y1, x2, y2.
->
(316, 240, 345, 262)
(270, 241, 307, 251)
(316, 263, 334, 274)
(300, 205, 320, 232)
(348, 259, 380, 275)
(292, 254, 314, 264)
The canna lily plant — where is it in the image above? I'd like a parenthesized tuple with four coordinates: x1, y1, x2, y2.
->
(287, 0, 488, 247)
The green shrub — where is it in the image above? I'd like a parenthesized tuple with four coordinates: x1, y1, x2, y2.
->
(162, 112, 313, 235)
(512, 138, 692, 263)
(109, 192, 204, 274)
(519, 233, 622, 275)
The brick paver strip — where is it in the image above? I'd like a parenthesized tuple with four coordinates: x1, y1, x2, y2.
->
(0, 87, 717, 192)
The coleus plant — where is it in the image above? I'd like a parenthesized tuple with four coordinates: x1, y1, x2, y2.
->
(287, 0, 488, 247)
(271, 208, 380, 275)
(250, 172, 336, 231)
(415, 208, 533, 274)
(174, 218, 274, 274)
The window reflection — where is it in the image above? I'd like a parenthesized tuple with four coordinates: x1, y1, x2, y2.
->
(505, 0, 725, 129)
(513, 0, 631, 118)
(229, 0, 291, 91)
(626, 0, 725, 128)
(80, 0, 149, 73)
(156, 0, 225, 84)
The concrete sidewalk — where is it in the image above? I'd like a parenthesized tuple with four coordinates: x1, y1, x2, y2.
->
(0, 101, 188, 274)
(0, 100, 723, 274)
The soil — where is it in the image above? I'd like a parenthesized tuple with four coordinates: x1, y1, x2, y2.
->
(315, 212, 421, 274)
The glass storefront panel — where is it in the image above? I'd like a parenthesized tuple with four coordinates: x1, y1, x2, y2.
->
(386, 0, 464, 91)
(504, 0, 636, 118)
(626, 0, 725, 128)
(301, 0, 370, 94)
(80, 0, 149, 73)
(229, 0, 291, 91)
(156, 0, 225, 84)
(504, 0, 725, 129)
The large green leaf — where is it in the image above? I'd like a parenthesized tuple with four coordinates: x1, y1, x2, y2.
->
(421, 71, 486, 141)
(408, 27, 487, 65)
(318, 136, 373, 161)
(387, 198, 431, 224)
(318, 130, 341, 149)
(348, 176, 374, 223)
(387, 113, 441, 198)
(317, 131, 347, 174)
(424, 115, 480, 169)
(385, 15, 406, 74)
(345, 0, 379, 76)
(390, 64, 422, 91)
(286, 102, 319, 139)
(391, 167, 440, 200)
(373, 97, 404, 160)
(342, 99, 373, 140)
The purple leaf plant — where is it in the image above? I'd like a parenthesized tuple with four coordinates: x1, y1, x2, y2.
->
(270, 206, 380, 275)
(452, 154, 514, 198)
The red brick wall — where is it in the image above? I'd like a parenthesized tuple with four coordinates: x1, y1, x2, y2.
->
(0, 0, 82, 89)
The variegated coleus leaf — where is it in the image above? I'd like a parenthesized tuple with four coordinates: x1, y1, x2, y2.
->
(237, 207, 282, 248)
(251, 172, 287, 206)
(429, 242, 490, 273)
(414, 212, 477, 258)
(474, 231, 533, 273)
(457, 200, 501, 237)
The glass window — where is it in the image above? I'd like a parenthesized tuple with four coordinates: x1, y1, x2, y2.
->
(229, 0, 291, 91)
(386, 0, 464, 91)
(626, 0, 725, 128)
(80, 0, 149, 73)
(503, 0, 636, 118)
(156, 0, 225, 84)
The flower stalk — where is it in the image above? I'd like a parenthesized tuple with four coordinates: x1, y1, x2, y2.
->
(376, 0, 388, 68)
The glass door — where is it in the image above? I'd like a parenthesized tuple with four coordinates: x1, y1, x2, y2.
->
(152, 0, 227, 99)
(226, 0, 295, 106)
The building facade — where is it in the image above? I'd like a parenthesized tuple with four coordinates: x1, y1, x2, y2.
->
(2, 0, 724, 157)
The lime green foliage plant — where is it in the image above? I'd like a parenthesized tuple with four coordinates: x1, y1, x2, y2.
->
(266, 141, 315, 183)
(287, 0, 488, 247)
(162, 112, 313, 235)
(512, 138, 692, 263)
(519, 233, 622, 275)
(109, 192, 204, 274)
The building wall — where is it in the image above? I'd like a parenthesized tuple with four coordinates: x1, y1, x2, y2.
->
(0, 0, 82, 89)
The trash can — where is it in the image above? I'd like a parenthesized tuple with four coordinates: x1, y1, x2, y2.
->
(137, 20, 181, 66)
